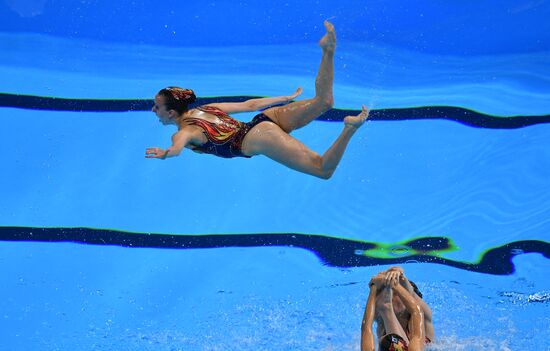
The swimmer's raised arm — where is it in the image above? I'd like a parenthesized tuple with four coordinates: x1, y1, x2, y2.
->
(361, 280, 378, 351)
(400, 273, 435, 342)
(391, 282, 425, 351)
(384, 267, 435, 343)
(384, 268, 434, 324)
(207, 87, 303, 113)
(145, 129, 194, 159)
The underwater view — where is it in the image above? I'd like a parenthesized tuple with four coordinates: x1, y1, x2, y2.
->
(1, 1, 549, 350)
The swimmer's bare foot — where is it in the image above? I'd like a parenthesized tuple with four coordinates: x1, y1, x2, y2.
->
(344, 105, 369, 129)
(319, 20, 336, 52)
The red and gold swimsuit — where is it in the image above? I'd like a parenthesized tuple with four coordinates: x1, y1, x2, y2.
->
(184, 105, 274, 158)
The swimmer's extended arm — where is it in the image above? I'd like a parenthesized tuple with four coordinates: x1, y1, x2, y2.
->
(385, 267, 435, 342)
(207, 87, 303, 113)
(392, 282, 425, 351)
(145, 130, 192, 159)
(384, 267, 431, 316)
(400, 273, 434, 341)
(361, 281, 379, 351)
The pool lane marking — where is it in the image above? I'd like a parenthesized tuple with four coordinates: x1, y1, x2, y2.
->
(1, 93, 549, 129)
(0, 226, 548, 275)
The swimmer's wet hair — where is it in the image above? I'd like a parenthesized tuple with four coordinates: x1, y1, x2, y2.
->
(158, 86, 196, 114)
(409, 280, 423, 299)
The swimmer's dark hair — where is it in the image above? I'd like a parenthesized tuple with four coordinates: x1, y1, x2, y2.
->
(158, 86, 196, 114)
(409, 280, 423, 299)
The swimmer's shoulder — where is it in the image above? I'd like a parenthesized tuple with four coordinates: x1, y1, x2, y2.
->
(173, 124, 205, 144)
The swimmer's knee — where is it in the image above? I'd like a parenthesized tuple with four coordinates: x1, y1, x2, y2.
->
(314, 96, 333, 112)
(312, 156, 335, 180)
(323, 96, 334, 110)
(317, 171, 333, 180)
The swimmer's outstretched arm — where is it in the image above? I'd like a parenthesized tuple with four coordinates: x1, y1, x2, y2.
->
(207, 87, 303, 114)
(145, 129, 194, 159)
(401, 273, 434, 342)
(391, 282, 425, 351)
(384, 267, 434, 341)
(361, 276, 384, 351)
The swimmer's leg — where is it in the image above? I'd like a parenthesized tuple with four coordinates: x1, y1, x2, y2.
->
(263, 20, 335, 133)
(242, 107, 367, 179)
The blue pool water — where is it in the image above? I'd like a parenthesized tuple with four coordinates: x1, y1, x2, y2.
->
(1, 2, 549, 350)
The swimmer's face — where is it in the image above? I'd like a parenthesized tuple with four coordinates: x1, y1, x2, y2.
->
(152, 95, 173, 125)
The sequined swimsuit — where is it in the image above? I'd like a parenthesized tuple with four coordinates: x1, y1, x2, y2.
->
(184, 105, 274, 158)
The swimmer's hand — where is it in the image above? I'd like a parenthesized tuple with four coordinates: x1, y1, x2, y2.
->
(286, 87, 303, 102)
(387, 266, 405, 274)
(384, 269, 402, 287)
(145, 147, 170, 159)
(369, 273, 386, 288)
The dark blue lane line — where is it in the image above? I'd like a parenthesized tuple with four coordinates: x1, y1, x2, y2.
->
(1, 93, 549, 129)
(1, 226, 548, 275)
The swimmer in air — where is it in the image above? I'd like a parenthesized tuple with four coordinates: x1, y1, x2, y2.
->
(146, 20, 368, 179)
